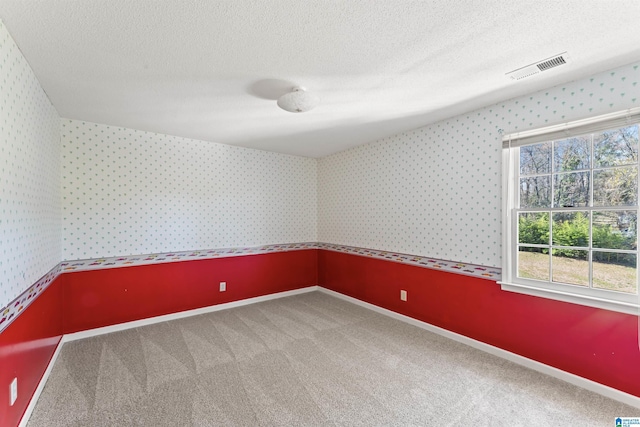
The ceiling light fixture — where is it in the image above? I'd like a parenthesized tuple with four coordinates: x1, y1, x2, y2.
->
(277, 86, 319, 113)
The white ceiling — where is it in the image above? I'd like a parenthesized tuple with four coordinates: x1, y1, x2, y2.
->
(1, 1, 640, 158)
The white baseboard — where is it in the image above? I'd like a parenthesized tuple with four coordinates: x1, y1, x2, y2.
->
(317, 287, 640, 409)
(63, 286, 319, 342)
(21, 283, 638, 427)
(19, 285, 318, 426)
(18, 337, 65, 427)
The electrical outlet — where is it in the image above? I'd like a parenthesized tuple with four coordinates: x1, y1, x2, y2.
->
(219, 281, 226, 292)
(400, 290, 407, 301)
(10, 377, 17, 406)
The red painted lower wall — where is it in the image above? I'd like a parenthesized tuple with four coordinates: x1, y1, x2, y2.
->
(4, 247, 638, 426)
(62, 249, 319, 333)
(318, 249, 640, 398)
(0, 249, 317, 426)
(0, 276, 63, 427)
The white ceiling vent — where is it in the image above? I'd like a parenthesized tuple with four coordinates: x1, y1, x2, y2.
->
(506, 52, 570, 81)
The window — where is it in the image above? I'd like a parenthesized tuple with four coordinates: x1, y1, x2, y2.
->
(501, 109, 640, 314)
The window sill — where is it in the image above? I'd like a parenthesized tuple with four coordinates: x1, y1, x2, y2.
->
(498, 281, 639, 316)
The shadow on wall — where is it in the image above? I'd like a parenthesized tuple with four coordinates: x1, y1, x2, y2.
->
(246, 78, 297, 100)
(236, 78, 531, 157)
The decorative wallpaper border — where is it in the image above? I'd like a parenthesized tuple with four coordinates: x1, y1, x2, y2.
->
(0, 242, 501, 334)
(0, 264, 62, 333)
(318, 243, 502, 281)
(58, 242, 319, 272)
(0, 243, 319, 333)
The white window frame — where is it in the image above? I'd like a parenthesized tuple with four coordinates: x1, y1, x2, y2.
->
(500, 108, 640, 315)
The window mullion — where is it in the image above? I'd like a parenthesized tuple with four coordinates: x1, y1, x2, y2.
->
(504, 119, 640, 312)
(588, 228, 594, 290)
(592, 247, 638, 254)
(589, 132, 594, 289)
(552, 245, 589, 251)
(551, 140, 555, 208)
(510, 148, 520, 284)
(548, 241, 552, 282)
(589, 133, 594, 208)
(636, 151, 640, 304)
(550, 140, 555, 283)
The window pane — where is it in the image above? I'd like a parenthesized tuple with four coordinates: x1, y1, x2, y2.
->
(518, 212, 549, 244)
(594, 125, 639, 168)
(520, 142, 551, 175)
(593, 211, 637, 250)
(553, 172, 590, 207)
(554, 136, 590, 172)
(552, 211, 589, 247)
(520, 176, 551, 208)
(518, 247, 549, 281)
(593, 167, 637, 207)
(593, 252, 637, 294)
(552, 249, 588, 286)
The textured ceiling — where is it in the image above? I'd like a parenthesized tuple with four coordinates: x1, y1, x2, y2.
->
(1, 1, 640, 157)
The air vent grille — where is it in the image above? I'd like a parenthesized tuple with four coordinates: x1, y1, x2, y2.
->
(506, 52, 570, 81)
(537, 55, 567, 71)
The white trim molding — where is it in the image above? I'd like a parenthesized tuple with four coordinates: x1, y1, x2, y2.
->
(499, 281, 639, 315)
(501, 115, 640, 316)
(63, 286, 319, 342)
(318, 287, 640, 409)
(19, 286, 319, 426)
(18, 337, 65, 427)
(20, 285, 640, 427)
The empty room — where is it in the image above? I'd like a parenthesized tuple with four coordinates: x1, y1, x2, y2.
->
(1, 1, 640, 426)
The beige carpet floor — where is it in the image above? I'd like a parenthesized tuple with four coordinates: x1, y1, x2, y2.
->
(28, 291, 635, 426)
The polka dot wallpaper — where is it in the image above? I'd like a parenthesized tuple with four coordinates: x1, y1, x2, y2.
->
(0, 20, 61, 309)
(2, 10, 639, 314)
(61, 120, 317, 260)
(319, 62, 640, 268)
